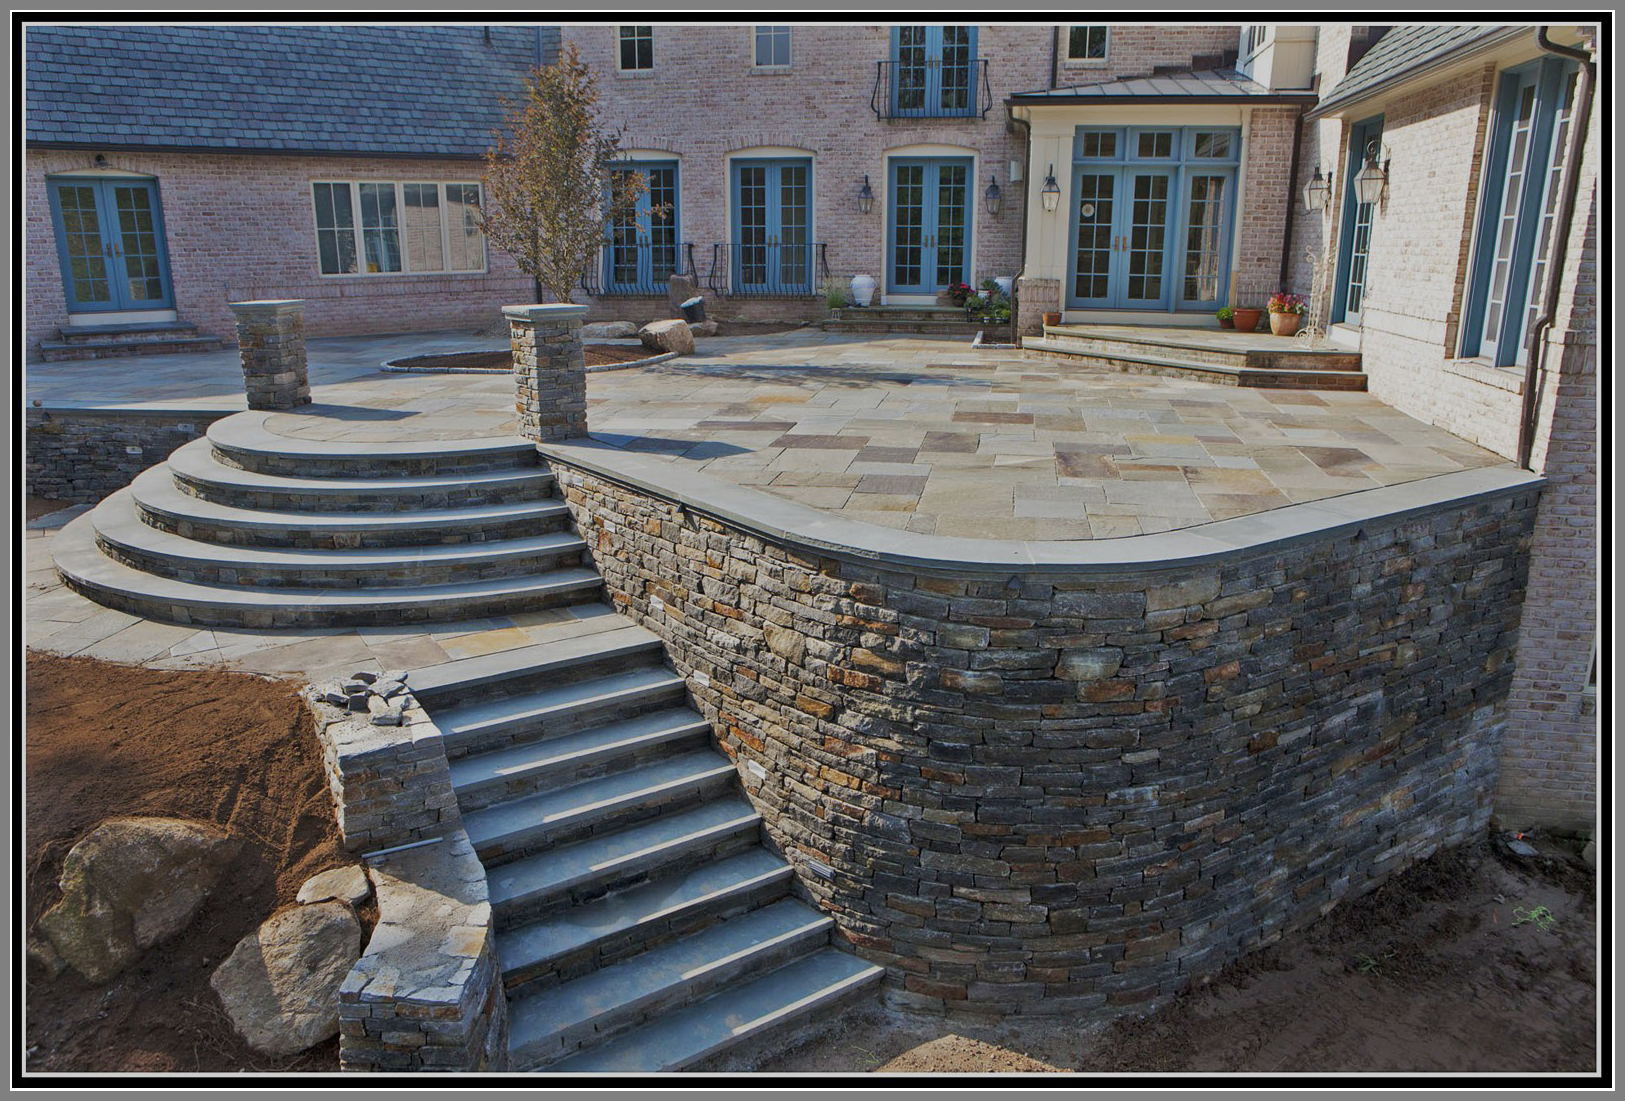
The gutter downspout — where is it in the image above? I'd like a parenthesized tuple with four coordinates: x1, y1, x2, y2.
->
(1010, 110, 1033, 343)
(1050, 27, 1059, 90)
(1281, 106, 1306, 290)
(1516, 27, 1595, 470)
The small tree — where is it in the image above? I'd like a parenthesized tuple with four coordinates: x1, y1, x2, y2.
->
(480, 43, 646, 304)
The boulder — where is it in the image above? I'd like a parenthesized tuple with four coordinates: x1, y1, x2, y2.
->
(38, 817, 241, 984)
(581, 320, 639, 340)
(667, 273, 700, 314)
(211, 902, 361, 1056)
(639, 318, 696, 356)
(691, 320, 719, 338)
(296, 865, 372, 907)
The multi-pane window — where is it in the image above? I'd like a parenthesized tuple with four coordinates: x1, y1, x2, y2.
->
(1067, 26, 1108, 61)
(311, 181, 485, 275)
(618, 26, 653, 71)
(754, 26, 791, 67)
(1243, 26, 1268, 56)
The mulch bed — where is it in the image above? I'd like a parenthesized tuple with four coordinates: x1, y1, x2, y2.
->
(24, 653, 353, 1072)
(389, 344, 661, 371)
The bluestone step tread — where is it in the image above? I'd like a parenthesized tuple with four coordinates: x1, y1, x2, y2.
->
(464, 748, 735, 853)
(412, 624, 663, 700)
(1025, 338, 1365, 377)
(168, 437, 554, 495)
(432, 667, 689, 746)
(207, 410, 535, 462)
(448, 707, 712, 796)
(38, 335, 221, 353)
(507, 899, 832, 1063)
(548, 948, 884, 1072)
(485, 797, 761, 912)
(57, 320, 199, 337)
(496, 848, 793, 979)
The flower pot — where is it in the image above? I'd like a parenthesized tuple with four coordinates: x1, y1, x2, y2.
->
(1042, 311, 1062, 327)
(1218, 317, 1235, 329)
(1269, 312, 1303, 337)
(1232, 307, 1263, 333)
(849, 274, 876, 308)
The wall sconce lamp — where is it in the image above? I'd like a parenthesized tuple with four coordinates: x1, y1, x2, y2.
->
(857, 175, 874, 214)
(1040, 165, 1060, 213)
(984, 174, 1002, 217)
(1353, 140, 1389, 207)
(1302, 165, 1333, 213)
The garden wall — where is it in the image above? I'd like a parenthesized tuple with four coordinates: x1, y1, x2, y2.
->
(25, 406, 233, 503)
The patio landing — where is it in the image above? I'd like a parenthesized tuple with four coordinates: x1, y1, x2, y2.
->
(1027, 322, 1368, 391)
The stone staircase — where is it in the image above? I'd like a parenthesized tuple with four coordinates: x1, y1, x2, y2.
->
(1026, 324, 1368, 391)
(38, 319, 225, 361)
(408, 617, 883, 1071)
(822, 304, 987, 337)
(51, 410, 603, 627)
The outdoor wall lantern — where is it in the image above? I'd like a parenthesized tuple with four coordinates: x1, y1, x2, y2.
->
(857, 175, 874, 214)
(984, 174, 1003, 217)
(1302, 165, 1333, 213)
(1353, 140, 1390, 207)
(1040, 165, 1060, 213)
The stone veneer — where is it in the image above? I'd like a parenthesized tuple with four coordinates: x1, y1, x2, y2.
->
(230, 300, 312, 411)
(506, 303, 589, 444)
(543, 445, 1539, 1018)
(25, 406, 231, 503)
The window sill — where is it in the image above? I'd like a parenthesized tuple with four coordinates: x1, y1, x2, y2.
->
(749, 66, 793, 75)
(615, 68, 657, 79)
(317, 270, 491, 280)
(1061, 58, 1110, 67)
(1441, 358, 1525, 393)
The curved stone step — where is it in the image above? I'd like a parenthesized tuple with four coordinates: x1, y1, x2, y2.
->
(91, 489, 586, 589)
(548, 947, 884, 1072)
(53, 508, 603, 628)
(206, 410, 537, 477)
(432, 667, 691, 758)
(168, 438, 555, 512)
(128, 466, 572, 549)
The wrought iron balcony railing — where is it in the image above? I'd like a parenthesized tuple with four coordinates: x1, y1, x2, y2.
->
(580, 239, 697, 297)
(871, 58, 991, 120)
(706, 242, 829, 298)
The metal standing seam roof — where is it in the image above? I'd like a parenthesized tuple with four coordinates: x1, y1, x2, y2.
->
(1312, 24, 1512, 114)
(1008, 68, 1318, 105)
(25, 24, 559, 157)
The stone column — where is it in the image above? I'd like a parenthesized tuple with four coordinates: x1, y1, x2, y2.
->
(1014, 277, 1061, 339)
(506, 303, 589, 443)
(230, 300, 311, 410)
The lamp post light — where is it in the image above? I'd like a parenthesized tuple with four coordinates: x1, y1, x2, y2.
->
(1353, 140, 1389, 207)
(857, 175, 874, 214)
(1302, 165, 1333, 213)
(984, 174, 1002, 217)
(1040, 164, 1060, 213)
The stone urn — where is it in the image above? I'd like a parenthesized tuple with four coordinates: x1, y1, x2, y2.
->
(1232, 307, 1263, 333)
(1269, 311, 1304, 337)
(849, 274, 876, 308)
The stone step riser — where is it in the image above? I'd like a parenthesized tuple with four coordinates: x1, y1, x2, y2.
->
(55, 323, 199, 344)
(210, 445, 539, 480)
(37, 338, 223, 361)
(517, 922, 832, 1071)
(441, 681, 691, 761)
(455, 725, 714, 813)
(134, 502, 573, 550)
(415, 644, 667, 712)
(476, 770, 737, 868)
(822, 321, 981, 335)
(1039, 330, 1364, 370)
(94, 536, 586, 591)
(1027, 347, 1369, 392)
(831, 309, 967, 322)
(171, 469, 556, 512)
(501, 874, 793, 999)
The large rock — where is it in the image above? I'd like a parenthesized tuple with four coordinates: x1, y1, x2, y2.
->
(639, 318, 696, 356)
(667, 273, 700, 314)
(38, 817, 241, 984)
(581, 320, 638, 340)
(296, 865, 372, 907)
(211, 902, 361, 1056)
(691, 319, 720, 337)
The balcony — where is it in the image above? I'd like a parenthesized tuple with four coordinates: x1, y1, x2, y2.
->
(871, 58, 991, 120)
(706, 242, 829, 298)
(580, 239, 697, 297)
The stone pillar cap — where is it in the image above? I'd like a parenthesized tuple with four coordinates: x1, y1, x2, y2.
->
(503, 303, 589, 322)
(230, 299, 305, 313)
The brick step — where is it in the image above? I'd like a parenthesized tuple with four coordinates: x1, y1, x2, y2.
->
(821, 319, 979, 336)
(1040, 325, 1364, 371)
(431, 667, 691, 760)
(449, 706, 713, 812)
(55, 320, 201, 342)
(168, 438, 556, 512)
(507, 899, 833, 1070)
(465, 748, 737, 865)
(1023, 339, 1369, 392)
(830, 306, 966, 322)
(549, 948, 883, 1073)
(411, 625, 665, 711)
(206, 410, 541, 478)
(38, 334, 224, 361)
(128, 466, 574, 549)
(496, 848, 793, 992)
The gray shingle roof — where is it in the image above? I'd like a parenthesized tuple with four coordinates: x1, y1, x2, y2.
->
(1009, 68, 1316, 104)
(25, 24, 557, 156)
(1315, 24, 1511, 113)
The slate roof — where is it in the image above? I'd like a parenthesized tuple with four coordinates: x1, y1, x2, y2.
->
(25, 24, 559, 156)
(1314, 24, 1513, 114)
(1009, 69, 1317, 105)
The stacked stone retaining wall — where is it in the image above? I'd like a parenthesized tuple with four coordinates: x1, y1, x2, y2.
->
(25, 407, 233, 504)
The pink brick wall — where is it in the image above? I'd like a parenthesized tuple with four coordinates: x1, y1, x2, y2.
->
(1233, 107, 1299, 303)
(25, 149, 533, 357)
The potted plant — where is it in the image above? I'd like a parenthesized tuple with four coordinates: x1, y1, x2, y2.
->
(823, 277, 849, 313)
(1267, 292, 1308, 336)
(1042, 310, 1062, 327)
(1216, 306, 1235, 330)
(1231, 302, 1264, 334)
(964, 292, 987, 321)
(943, 281, 974, 307)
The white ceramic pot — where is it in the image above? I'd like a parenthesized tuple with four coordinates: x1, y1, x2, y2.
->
(849, 274, 877, 308)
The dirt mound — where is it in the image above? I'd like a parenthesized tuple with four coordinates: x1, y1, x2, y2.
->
(25, 653, 351, 1072)
(880, 1035, 1066, 1074)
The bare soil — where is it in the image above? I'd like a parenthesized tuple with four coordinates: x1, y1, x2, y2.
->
(710, 834, 1597, 1075)
(26, 497, 75, 521)
(24, 653, 353, 1073)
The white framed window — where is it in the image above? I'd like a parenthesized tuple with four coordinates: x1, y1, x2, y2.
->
(754, 25, 791, 68)
(618, 26, 653, 71)
(1243, 26, 1269, 58)
(1066, 26, 1108, 62)
(310, 181, 486, 276)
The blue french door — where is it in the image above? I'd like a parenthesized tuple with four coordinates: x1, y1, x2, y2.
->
(1067, 167, 1177, 309)
(1332, 117, 1382, 327)
(886, 157, 972, 294)
(606, 161, 679, 293)
(891, 26, 978, 118)
(731, 158, 812, 294)
(47, 177, 175, 312)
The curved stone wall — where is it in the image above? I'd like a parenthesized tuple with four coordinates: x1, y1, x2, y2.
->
(543, 442, 1540, 1018)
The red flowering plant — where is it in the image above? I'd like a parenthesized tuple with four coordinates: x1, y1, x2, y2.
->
(1267, 292, 1308, 315)
(945, 281, 974, 305)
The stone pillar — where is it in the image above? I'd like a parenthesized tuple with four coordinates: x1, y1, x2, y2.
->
(230, 300, 310, 410)
(507, 303, 589, 443)
(1014, 277, 1061, 339)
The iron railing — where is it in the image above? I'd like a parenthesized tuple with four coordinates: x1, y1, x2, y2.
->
(580, 239, 697, 297)
(706, 242, 829, 298)
(871, 58, 991, 120)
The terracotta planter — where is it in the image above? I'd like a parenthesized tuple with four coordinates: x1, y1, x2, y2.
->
(1218, 316, 1235, 329)
(1269, 312, 1304, 337)
(1042, 311, 1062, 326)
(1232, 307, 1263, 333)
